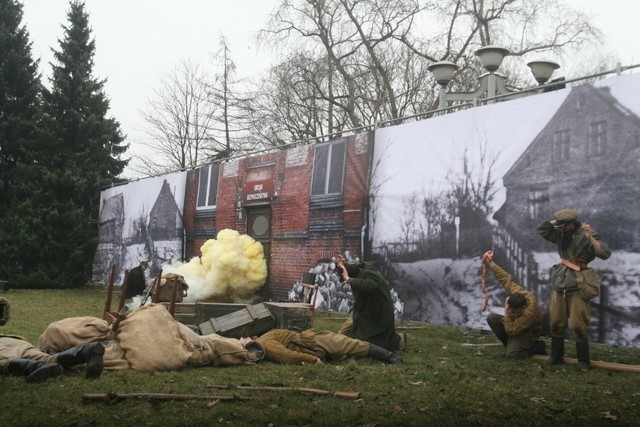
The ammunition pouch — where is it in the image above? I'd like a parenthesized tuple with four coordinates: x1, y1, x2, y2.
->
(550, 265, 578, 293)
(575, 268, 600, 301)
(551, 264, 600, 301)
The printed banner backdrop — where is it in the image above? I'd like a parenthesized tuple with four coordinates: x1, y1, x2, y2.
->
(92, 171, 187, 284)
(370, 72, 640, 348)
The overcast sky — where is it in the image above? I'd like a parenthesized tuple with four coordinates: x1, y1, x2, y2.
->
(20, 0, 640, 178)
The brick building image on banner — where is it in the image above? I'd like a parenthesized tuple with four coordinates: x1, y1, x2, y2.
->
(182, 131, 374, 301)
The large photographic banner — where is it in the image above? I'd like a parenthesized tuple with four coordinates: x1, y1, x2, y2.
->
(370, 72, 640, 347)
(92, 171, 187, 284)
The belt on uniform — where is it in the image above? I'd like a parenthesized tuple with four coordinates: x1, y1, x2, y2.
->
(560, 258, 588, 271)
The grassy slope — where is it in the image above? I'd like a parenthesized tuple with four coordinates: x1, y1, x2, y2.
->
(1, 288, 640, 426)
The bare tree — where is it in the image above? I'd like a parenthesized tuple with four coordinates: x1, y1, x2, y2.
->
(447, 139, 499, 215)
(204, 36, 262, 159)
(132, 59, 218, 176)
(403, 0, 601, 92)
(400, 192, 420, 248)
(253, 0, 601, 140)
(258, 0, 432, 136)
(250, 52, 351, 145)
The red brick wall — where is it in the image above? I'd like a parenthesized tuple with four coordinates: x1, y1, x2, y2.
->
(216, 159, 247, 234)
(183, 131, 373, 301)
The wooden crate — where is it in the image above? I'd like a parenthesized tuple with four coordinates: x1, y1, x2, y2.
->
(198, 303, 275, 338)
(194, 303, 249, 325)
(264, 302, 313, 330)
(158, 302, 196, 325)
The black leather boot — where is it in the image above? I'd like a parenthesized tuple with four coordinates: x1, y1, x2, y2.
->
(367, 344, 403, 364)
(55, 342, 105, 379)
(548, 337, 565, 365)
(528, 340, 548, 356)
(6, 359, 63, 383)
(576, 340, 591, 370)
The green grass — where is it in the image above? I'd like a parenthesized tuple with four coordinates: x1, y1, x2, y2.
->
(2, 288, 640, 426)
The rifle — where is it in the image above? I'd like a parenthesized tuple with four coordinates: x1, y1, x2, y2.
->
(110, 304, 130, 332)
(140, 270, 163, 306)
(110, 271, 164, 332)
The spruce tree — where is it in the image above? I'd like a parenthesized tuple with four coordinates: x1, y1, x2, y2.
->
(34, 0, 128, 287)
(0, 0, 45, 283)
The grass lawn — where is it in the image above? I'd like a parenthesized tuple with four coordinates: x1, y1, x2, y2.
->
(2, 287, 640, 426)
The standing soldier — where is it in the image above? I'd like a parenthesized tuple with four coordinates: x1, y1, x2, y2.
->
(537, 209, 611, 368)
(124, 260, 149, 299)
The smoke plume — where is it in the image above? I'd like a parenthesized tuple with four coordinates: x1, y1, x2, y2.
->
(163, 229, 267, 302)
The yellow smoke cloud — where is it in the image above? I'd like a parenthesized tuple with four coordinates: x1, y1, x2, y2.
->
(163, 229, 267, 302)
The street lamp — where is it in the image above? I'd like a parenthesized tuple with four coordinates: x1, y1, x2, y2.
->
(428, 45, 560, 109)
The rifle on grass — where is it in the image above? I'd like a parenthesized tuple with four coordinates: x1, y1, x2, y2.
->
(205, 384, 361, 399)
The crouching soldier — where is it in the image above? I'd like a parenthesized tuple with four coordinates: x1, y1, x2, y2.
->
(1, 335, 105, 383)
(245, 328, 403, 365)
(482, 250, 547, 359)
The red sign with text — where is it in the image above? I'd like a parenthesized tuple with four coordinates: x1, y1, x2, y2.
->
(242, 180, 275, 204)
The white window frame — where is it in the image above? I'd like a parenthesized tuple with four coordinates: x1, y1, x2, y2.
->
(196, 163, 219, 210)
(310, 139, 346, 197)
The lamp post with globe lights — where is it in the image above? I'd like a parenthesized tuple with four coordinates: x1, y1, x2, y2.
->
(428, 45, 560, 109)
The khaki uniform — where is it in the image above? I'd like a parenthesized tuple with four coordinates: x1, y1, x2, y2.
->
(0, 335, 57, 369)
(537, 221, 611, 342)
(486, 263, 543, 358)
(255, 329, 369, 364)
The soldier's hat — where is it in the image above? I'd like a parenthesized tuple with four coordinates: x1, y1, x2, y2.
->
(554, 209, 579, 224)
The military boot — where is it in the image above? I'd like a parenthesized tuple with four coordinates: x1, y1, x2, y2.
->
(367, 344, 403, 364)
(55, 342, 105, 379)
(575, 340, 591, 370)
(529, 340, 548, 356)
(547, 337, 565, 365)
(6, 359, 63, 383)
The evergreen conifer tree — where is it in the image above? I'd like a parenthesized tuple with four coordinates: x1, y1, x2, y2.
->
(30, 0, 128, 287)
(0, 0, 46, 283)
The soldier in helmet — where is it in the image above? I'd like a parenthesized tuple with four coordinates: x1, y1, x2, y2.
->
(537, 209, 611, 368)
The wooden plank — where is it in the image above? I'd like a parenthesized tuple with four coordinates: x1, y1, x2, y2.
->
(198, 304, 275, 338)
(195, 303, 249, 325)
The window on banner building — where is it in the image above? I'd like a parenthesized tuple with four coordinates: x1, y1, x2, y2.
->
(528, 188, 549, 219)
(197, 163, 219, 209)
(311, 139, 346, 197)
(588, 121, 607, 156)
(552, 129, 570, 162)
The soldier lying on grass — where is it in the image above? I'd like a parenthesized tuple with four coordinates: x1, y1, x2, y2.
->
(36, 304, 261, 374)
(242, 328, 403, 365)
(1, 297, 105, 383)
